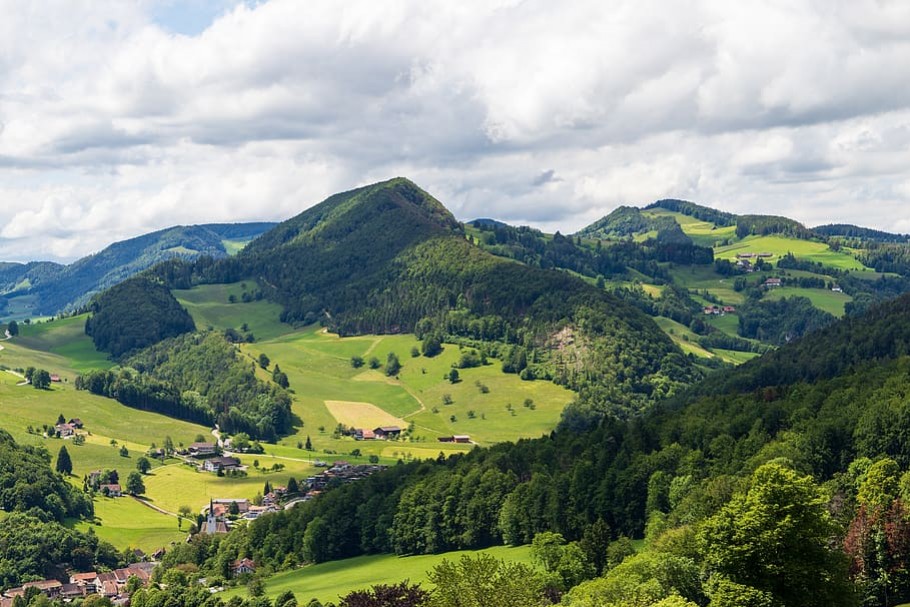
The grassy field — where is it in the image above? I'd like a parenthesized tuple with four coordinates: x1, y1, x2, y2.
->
(669, 265, 744, 305)
(174, 283, 288, 342)
(652, 317, 715, 359)
(239, 326, 575, 458)
(219, 545, 534, 604)
(762, 286, 852, 317)
(643, 209, 737, 247)
(715, 235, 868, 270)
(71, 496, 186, 552)
(11, 315, 113, 374)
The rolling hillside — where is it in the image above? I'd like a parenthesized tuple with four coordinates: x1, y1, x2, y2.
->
(0, 222, 276, 320)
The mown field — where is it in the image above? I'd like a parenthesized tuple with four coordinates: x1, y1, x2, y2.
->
(219, 545, 534, 604)
(643, 209, 737, 248)
(714, 235, 868, 270)
(176, 283, 576, 459)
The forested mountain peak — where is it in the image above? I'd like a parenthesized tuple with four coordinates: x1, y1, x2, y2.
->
(242, 177, 461, 256)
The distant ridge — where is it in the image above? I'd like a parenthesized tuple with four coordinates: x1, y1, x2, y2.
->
(0, 221, 276, 318)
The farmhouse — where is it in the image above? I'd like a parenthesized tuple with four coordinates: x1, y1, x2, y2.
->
(50, 374, 62, 383)
(68, 418, 83, 428)
(188, 442, 217, 457)
(763, 278, 782, 288)
(438, 435, 472, 443)
(231, 558, 256, 576)
(373, 426, 402, 439)
(354, 428, 376, 440)
(100, 483, 122, 497)
(203, 456, 241, 473)
(55, 422, 75, 437)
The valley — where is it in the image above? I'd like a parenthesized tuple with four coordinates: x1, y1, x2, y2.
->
(2, 180, 910, 606)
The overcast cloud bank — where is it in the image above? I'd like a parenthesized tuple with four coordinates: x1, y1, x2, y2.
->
(1, 0, 910, 261)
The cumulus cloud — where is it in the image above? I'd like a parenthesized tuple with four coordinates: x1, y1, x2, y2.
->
(0, 0, 909, 261)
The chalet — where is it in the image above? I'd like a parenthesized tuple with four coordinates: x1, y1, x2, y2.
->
(231, 558, 256, 576)
(68, 418, 83, 428)
(453, 435, 471, 444)
(189, 442, 217, 457)
(55, 422, 75, 437)
(722, 306, 736, 313)
(354, 428, 376, 440)
(100, 483, 122, 497)
(203, 456, 241, 473)
(832, 285, 843, 293)
(757, 252, 773, 258)
(71, 571, 100, 594)
(763, 278, 782, 288)
(50, 374, 62, 383)
(373, 426, 402, 439)
(736, 252, 756, 259)
(703, 306, 720, 315)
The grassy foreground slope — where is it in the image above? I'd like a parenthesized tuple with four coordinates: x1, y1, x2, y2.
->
(219, 545, 533, 604)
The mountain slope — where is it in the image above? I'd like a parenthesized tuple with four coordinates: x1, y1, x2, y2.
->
(0, 222, 276, 318)
(145, 178, 700, 417)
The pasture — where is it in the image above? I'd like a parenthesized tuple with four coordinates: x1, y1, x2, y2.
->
(219, 545, 534, 604)
(714, 235, 868, 271)
(325, 400, 408, 430)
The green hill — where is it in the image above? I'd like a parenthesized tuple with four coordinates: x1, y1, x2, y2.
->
(147, 178, 699, 420)
(0, 222, 276, 319)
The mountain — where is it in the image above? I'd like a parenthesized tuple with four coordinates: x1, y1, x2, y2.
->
(813, 223, 910, 243)
(131, 178, 700, 419)
(0, 222, 276, 319)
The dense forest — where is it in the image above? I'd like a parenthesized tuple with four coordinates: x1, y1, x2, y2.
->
(643, 199, 737, 227)
(85, 276, 196, 358)
(77, 332, 293, 440)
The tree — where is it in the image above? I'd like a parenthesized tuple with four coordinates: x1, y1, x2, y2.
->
(386, 352, 402, 376)
(288, 477, 299, 494)
(136, 456, 151, 474)
(422, 334, 442, 357)
(274, 590, 298, 607)
(6, 320, 18, 336)
(305, 435, 313, 450)
(368, 357, 381, 369)
(258, 353, 270, 369)
(125, 471, 145, 495)
(178, 505, 192, 520)
(273, 365, 290, 389)
(340, 581, 429, 607)
(700, 462, 853, 607)
(427, 554, 548, 607)
(119, 445, 129, 457)
(351, 356, 364, 368)
(580, 518, 612, 575)
(56, 413, 66, 425)
(32, 369, 51, 390)
(410, 346, 420, 358)
(56, 445, 72, 476)
(447, 369, 460, 384)
(163, 435, 175, 455)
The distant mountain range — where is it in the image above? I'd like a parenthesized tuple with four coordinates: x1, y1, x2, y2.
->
(0, 222, 276, 319)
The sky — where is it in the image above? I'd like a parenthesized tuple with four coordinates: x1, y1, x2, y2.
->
(1, 1, 910, 263)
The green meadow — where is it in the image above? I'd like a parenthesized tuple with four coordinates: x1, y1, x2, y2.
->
(71, 496, 186, 553)
(714, 235, 868, 271)
(652, 316, 715, 359)
(219, 545, 534, 604)
(643, 209, 737, 247)
(762, 286, 852, 317)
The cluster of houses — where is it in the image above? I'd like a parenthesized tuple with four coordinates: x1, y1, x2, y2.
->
(0, 563, 154, 606)
(703, 305, 736, 316)
(353, 426, 402, 440)
(302, 461, 388, 496)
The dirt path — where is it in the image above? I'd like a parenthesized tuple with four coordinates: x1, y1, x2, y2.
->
(130, 495, 179, 518)
(363, 336, 383, 357)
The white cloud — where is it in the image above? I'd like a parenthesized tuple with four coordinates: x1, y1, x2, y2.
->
(0, 0, 910, 262)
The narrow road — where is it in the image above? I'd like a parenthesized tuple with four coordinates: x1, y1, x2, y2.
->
(130, 495, 179, 518)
